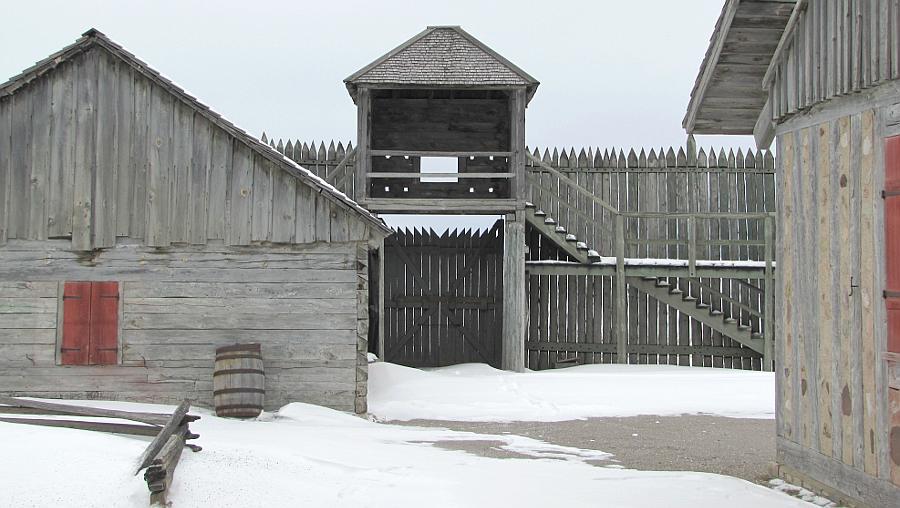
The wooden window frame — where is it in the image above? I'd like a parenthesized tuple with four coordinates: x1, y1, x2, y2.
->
(55, 281, 124, 366)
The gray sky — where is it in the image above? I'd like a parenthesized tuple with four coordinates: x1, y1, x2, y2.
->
(3, 0, 757, 230)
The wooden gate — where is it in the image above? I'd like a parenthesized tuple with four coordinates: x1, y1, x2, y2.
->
(383, 221, 503, 368)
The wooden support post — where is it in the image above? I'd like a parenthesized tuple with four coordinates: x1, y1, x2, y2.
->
(354, 87, 371, 203)
(510, 88, 527, 205)
(502, 211, 526, 371)
(764, 214, 775, 371)
(377, 236, 386, 361)
(614, 214, 628, 363)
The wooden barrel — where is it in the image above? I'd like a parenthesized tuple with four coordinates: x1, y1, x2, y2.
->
(213, 343, 264, 418)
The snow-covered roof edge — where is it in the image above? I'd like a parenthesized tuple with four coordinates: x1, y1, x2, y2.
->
(0, 28, 390, 236)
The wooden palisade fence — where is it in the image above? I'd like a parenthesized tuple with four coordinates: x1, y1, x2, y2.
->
(270, 135, 777, 371)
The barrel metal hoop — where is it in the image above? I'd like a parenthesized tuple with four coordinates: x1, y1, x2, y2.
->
(215, 353, 263, 361)
(215, 404, 265, 411)
(215, 344, 261, 354)
(213, 387, 265, 396)
(213, 368, 265, 377)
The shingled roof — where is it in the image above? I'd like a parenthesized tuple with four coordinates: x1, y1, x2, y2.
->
(345, 26, 539, 103)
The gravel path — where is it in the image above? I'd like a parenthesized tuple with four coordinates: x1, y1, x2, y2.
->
(397, 415, 775, 484)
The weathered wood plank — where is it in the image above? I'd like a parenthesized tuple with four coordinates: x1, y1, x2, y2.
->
(71, 50, 97, 250)
(817, 118, 834, 458)
(93, 53, 118, 248)
(251, 155, 273, 242)
(206, 127, 230, 241)
(836, 113, 854, 465)
(228, 142, 253, 245)
(123, 312, 356, 330)
(779, 130, 796, 441)
(134, 400, 191, 475)
(0, 396, 174, 426)
(114, 63, 134, 237)
(170, 101, 193, 244)
(271, 166, 296, 243)
(123, 281, 356, 299)
(859, 108, 877, 475)
(190, 114, 211, 245)
(146, 84, 173, 247)
(0, 95, 10, 245)
(47, 62, 76, 238)
(28, 77, 51, 242)
(129, 70, 150, 240)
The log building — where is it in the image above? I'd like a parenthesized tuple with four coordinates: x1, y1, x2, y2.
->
(686, 0, 900, 505)
(0, 30, 390, 414)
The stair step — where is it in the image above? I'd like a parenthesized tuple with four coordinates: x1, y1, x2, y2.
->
(723, 318, 738, 325)
(751, 332, 764, 341)
(710, 310, 723, 316)
(576, 242, 588, 251)
(534, 209, 546, 217)
(668, 288, 683, 295)
(696, 303, 710, 309)
(641, 276, 657, 281)
(682, 295, 697, 302)
(565, 234, 577, 242)
(555, 225, 567, 234)
(525, 201, 536, 209)
(655, 280, 670, 288)
(737, 324, 750, 331)
(544, 217, 556, 225)
(587, 250, 602, 261)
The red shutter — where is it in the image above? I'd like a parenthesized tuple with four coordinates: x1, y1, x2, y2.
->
(885, 135, 900, 353)
(61, 282, 92, 365)
(89, 282, 119, 365)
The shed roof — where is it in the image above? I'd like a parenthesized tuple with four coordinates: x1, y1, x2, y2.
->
(345, 26, 539, 103)
(682, 0, 795, 135)
(0, 29, 390, 236)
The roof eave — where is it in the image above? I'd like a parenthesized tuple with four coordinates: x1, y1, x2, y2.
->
(682, 0, 740, 133)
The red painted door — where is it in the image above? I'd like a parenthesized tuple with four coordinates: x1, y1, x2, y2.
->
(886, 135, 900, 353)
(89, 282, 119, 364)
(61, 282, 92, 365)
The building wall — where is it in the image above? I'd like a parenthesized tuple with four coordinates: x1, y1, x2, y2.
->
(768, 0, 900, 123)
(0, 45, 374, 251)
(775, 80, 900, 506)
(0, 239, 368, 412)
(0, 42, 379, 413)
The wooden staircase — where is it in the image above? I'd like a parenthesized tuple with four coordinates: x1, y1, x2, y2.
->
(524, 203, 598, 263)
(523, 201, 765, 355)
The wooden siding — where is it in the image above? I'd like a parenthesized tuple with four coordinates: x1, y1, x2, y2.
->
(768, 0, 900, 121)
(0, 240, 364, 412)
(0, 46, 372, 251)
(776, 98, 900, 503)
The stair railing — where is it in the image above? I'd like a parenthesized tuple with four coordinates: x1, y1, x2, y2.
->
(524, 152, 775, 371)
(525, 152, 618, 254)
(326, 147, 357, 199)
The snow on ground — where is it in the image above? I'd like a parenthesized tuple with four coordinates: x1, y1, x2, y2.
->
(1, 400, 809, 508)
(369, 362, 775, 422)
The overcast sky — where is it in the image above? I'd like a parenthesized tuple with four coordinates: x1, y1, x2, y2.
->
(3, 0, 757, 230)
